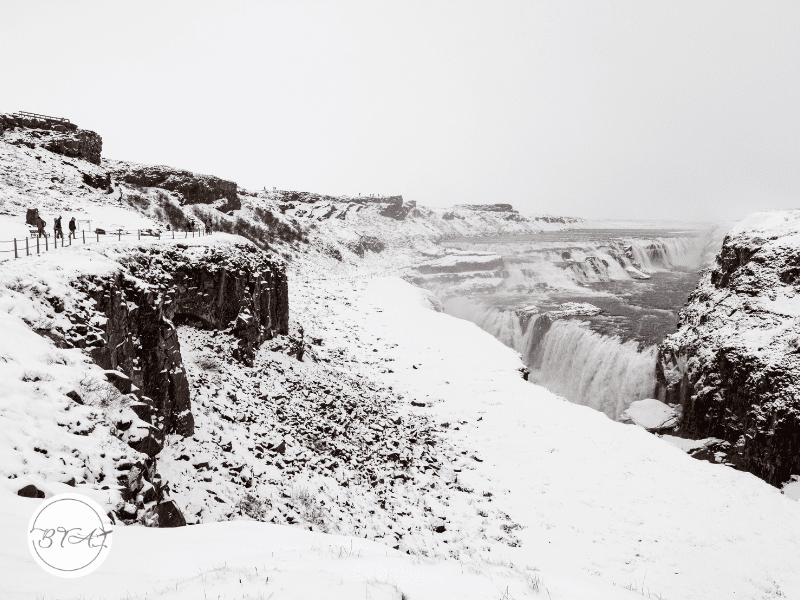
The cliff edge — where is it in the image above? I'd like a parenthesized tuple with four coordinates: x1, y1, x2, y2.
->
(657, 210, 800, 485)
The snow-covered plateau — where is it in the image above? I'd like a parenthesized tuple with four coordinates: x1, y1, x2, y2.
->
(1, 114, 800, 599)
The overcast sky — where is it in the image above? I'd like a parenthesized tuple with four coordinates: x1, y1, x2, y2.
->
(2, 1, 799, 221)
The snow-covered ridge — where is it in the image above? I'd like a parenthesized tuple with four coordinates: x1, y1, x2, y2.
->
(658, 209, 800, 487)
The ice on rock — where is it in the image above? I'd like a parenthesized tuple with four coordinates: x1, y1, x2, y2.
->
(619, 398, 679, 431)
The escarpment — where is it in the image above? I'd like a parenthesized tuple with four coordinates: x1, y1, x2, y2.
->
(657, 211, 800, 485)
(54, 243, 288, 447)
(105, 159, 240, 210)
(0, 112, 103, 165)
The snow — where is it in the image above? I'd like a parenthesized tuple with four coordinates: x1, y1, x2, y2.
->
(726, 209, 800, 239)
(359, 277, 800, 600)
(618, 399, 679, 431)
(1, 135, 798, 599)
(1, 489, 651, 600)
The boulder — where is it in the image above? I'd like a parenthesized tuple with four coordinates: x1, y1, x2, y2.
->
(154, 500, 186, 528)
(17, 484, 45, 499)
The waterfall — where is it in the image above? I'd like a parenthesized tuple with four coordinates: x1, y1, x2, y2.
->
(626, 236, 706, 271)
(526, 320, 657, 419)
(434, 228, 726, 420)
(443, 296, 525, 348)
(441, 297, 657, 419)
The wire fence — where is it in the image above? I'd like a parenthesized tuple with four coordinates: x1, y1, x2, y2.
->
(0, 227, 212, 262)
(288, 268, 408, 283)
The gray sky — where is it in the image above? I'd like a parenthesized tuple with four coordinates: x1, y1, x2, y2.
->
(3, 1, 799, 221)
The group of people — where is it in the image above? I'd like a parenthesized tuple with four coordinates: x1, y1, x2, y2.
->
(36, 215, 77, 240)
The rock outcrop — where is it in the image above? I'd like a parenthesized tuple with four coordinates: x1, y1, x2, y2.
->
(106, 160, 240, 210)
(454, 203, 517, 213)
(0, 112, 103, 164)
(418, 252, 504, 274)
(657, 211, 800, 485)
(54, 243, 288, 444)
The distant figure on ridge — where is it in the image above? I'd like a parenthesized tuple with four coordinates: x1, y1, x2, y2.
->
(68, 217, 76, 240)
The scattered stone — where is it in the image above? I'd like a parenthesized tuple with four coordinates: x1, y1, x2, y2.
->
(17, 484, 45, 499)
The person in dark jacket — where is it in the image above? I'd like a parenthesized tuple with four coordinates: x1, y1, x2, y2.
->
(55, 216, 64, 240)
(36, 217, 45, 237)
(68, 217, 77, 240)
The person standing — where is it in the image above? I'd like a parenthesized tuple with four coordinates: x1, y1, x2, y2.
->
(54, 216, 64, 240)
(68, 217, 77, 240)
(37, 217, 44, 238)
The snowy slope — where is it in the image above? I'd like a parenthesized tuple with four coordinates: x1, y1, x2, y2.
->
(354, 277, 800, 600)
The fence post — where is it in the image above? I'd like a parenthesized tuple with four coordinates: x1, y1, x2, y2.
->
(97, 232, 99, 243)
(172, 230, 174, 239)
(13, 239, 17, 259)
(118, 230, 121, 241)
(83, 230, 85, 244)
(45, 235, 48, 251)
(138, 229, 140, 240)
(25, 237, 29, 256)
(36, 235, 40, 255)
(69, 233, 72, 246)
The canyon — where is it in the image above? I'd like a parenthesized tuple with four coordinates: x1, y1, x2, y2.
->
(1, 114, 800, 599)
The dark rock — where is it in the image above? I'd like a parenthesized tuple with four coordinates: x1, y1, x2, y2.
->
(0, 113, 102, 164)
(82, 243, 287, 438)
(104, 369, 133, 394)
(105, 160, 240, 210)
(127, 430, 164, 459)
(65, 390, 84, 405)
(82, 171, 111, 189)
(17, 484, 45, 498)
(348, 236, 386, 258)
(657, 212, 800, 485)
(118, 503, 138, 520)
(454, 203, 516, 213)
(154, 500, 186, 527)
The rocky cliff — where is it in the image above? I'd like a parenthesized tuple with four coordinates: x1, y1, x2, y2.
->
(51, 242, 288, 450)
(106, 159, 240, 210)
(657, 211, 800, 485)
(0, 112, 103, 165)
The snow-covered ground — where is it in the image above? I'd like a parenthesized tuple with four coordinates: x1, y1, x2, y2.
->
(2, 133, 799, 600)
(6, 274, 800, 599)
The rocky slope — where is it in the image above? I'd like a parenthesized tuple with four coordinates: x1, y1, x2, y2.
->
(0, 112, 102, 165)
(657, 210, 800, 486)
(105, 159, 240, 210)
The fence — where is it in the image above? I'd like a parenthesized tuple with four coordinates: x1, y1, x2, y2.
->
(0, 227, 211, 262)
(16, 111, 71, 124)
(288, 269, 407, 283)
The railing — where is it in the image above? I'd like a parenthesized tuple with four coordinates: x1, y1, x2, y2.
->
(16, 111, 71, 124)
(0, 228, 211, 261)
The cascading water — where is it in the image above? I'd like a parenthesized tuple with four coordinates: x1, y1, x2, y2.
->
(528, 319, 657, 419)
(442, 296, 658, 419)
(432, 227, 728, 420)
